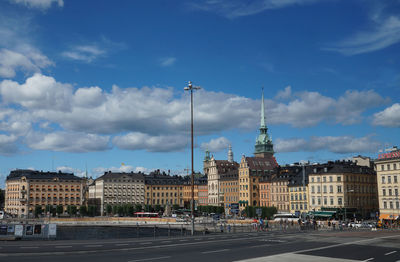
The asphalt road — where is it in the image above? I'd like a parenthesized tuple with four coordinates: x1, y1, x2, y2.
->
(0, 230, 399, 262)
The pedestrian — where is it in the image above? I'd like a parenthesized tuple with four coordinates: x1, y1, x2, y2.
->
(265, 220, 269, 231)
(227, 224, 231, 233)
(259, 218, 264, 231)
(220, 224, 224, 233)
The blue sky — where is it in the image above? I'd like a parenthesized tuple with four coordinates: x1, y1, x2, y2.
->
(0, 0, 399, 187)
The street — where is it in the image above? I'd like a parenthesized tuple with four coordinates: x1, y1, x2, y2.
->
(0, 230, 399, 262)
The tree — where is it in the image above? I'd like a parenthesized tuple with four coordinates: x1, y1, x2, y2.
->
(106, 204, 112, 215)
(127, 204, 134, 216)
(56, 205, 63, 215)
(67, 205, 77, 216)
(112, 205, 118, 215)
(135, 204, 142, 212)
(117, 205, 124, 216)
(172, 204, 180, 211)
(79, 206, 87, 217)
(34, 206, 42, 218)
(88, 205, 97, 217)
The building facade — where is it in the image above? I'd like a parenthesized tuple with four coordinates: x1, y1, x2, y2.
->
(89, 171, 145, 214)
(5, 170, 84, 218)
(220, 170, 239, 214)
(144, 171, 184, 208)
(308, 161, 378, 219)
(375, 148, 400, 221)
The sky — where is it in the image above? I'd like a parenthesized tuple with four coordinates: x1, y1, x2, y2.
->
(0, 0, 399, 187)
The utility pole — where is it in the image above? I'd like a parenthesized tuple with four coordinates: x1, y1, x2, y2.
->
(184, 81, 200, 236)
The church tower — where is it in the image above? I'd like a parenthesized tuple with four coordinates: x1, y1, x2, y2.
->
(254, 88, 274, 158)
(228, 145, 234, 163)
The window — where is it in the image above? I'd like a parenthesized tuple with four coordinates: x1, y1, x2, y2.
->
(317, 197, 321, 205)
(317, 177, 320, 183)
(390, 201, 393, 209)
(329, 176, 333, 182)
(389, 189, 392, 196)
(337, 186, 342, 193)
(311, 177, 314, 183)
(383, 189, 386, 196)
(323, 176, 326, 182)
(330, 197, 334, 205)
(394, 164, 397, 170)
(311, 186, 315, 193)
(338, 197, 343, 205)
(323, 197, 327, 205)
(388, 176, 392, 183)
(394, 176, 398, 183)
(382, 176, 386, 184)
(395, 188, 398, 196)
(323, 185, 327, 193)
(381, 165, 384, 171)
(312, 197, 315, 205)
(329, 185, 333, 193)
(387, 164, 391, 171)
(337, 176, 342, 182)
(317, 186, 321, 193)
(384, 201, 387, 209)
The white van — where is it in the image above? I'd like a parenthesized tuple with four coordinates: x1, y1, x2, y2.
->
(273, 213, 299, 222)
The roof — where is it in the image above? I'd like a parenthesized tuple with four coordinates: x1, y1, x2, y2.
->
(6, 169, 83, 181)
(145, 170, 185, 185)
(244, 156, 278, 171)
(96, 171, 145, 182)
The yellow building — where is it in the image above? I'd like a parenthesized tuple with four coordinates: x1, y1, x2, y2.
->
(270, 175, 290, 212)
(375, 148, 400, 221)
(5, 169, 84, 218)
(144, 171, 184, 207)
(308, 161, 378, 219)
(288, 171, 309, 215)
(220, 170, 239, 214)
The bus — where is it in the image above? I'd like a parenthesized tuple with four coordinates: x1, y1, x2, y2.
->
(133, 212, 159, 218)
(273, 213, 299, 222)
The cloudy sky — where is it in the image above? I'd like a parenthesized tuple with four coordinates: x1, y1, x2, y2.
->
(0, 0, 399, 187)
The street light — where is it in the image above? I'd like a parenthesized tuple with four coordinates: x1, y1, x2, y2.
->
(184, 81, 201, 236)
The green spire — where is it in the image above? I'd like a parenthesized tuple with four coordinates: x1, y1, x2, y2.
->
(254, 87, 274, 157)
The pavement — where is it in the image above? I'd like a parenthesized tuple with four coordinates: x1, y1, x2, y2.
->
(0, 230, 399, 261)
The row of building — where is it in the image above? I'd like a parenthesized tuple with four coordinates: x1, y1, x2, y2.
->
(3, 91, 400, 221)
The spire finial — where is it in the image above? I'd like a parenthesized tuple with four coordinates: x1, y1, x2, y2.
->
(260, 87, 266, 128)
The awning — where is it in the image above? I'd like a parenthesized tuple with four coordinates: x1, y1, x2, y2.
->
(379, 214, 396, 220)
(308, 211, 336, 217)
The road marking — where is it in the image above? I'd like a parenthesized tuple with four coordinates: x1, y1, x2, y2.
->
(362, 258, 374, 262)
(55, 246, 72, 248)
(202, 249, 230, 254)
(249, 244, 271, 248)
(179, 239, 188, 242)
(161, 241, 171, 243)
(385, 251, 397, 256)
(115, 244, 129, 246)
(20, 247, 39, 249)
(140, 242, 152, 245)
(128, 256, 171, 262)
(84, 245, 103, 248)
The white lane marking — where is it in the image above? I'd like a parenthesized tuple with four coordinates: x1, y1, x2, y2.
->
(20, 246, 39, 249)
(115, 244, 129, 246)
(362, 258, 374, 262)
(55, 246, 72, 248)
(84, 245, 103, 248)
(179, 239, 188, 242)
(385, 251, 397, 256)
(140, 242, 152, 245)
(128, 256, 171, 262)
(202, 249, 230, 254)
(249, 244, 271, 248)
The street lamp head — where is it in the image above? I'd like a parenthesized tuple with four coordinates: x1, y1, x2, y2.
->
(184, 87, 190, 91)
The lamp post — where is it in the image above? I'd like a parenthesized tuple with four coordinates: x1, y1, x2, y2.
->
(184, 81, 200, 236)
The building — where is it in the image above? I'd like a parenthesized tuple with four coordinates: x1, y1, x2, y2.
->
(288, 166, 309, 216)
(270, 171, 292, 213)
(5, 169, 84, 218)
(198, 184, 208, 206)
(89, 171, 145, 214)
(239, 89, 278, 210)
(144, 171, 184, 208)
(259, 176, 272, 207)
(375, 147, 400, 221)
(182, 174, 207, 209)
(220, 170, 239, 214)
(308, 161, 378, 219)
(203, 147, 239, 207)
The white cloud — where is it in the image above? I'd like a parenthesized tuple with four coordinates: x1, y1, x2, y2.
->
(275, 135, 381, 154)
(26, 131, 110, 152)
(159, 57, 177, 67)
(0, 74, 390, 153)
(62, 45, 106, 63)
(0, 134, 18, 155)
(372, 103, 400, 127)
(275, 85, 292, 100)
(201, 137, 230, 152)
(189, 0, 319, 19)
(10, 0, 64, 10)
(0, 14, 53, 78)
(113, 132, 188, 152)
(323, 8, 400, 55)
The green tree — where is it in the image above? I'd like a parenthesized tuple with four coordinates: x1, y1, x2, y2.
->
(135, 204, 142, 212)
(106, 204, 112, 215)
(112, 205, 118, 215)
(79, 205, 87, 217)
(117, 205, 124, 216)
(127, 204, 134, 216)
(34, 206, 43, 218)
(88, 205, 97, 217)
(67, 205, 77, 216)
(56, 205, 64, 215)
(172, 204, 180, 211)
(154, 204, 162, 212)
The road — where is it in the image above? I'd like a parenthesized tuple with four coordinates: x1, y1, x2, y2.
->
(0, 230, 399, 261)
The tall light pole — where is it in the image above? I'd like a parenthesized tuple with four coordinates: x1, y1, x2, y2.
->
(184, 81, 200, 236)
